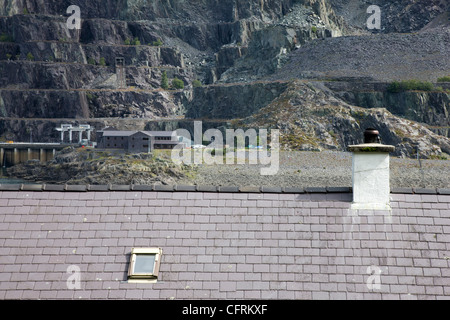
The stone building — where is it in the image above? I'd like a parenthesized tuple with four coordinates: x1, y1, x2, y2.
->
(96, 128, 181, 153)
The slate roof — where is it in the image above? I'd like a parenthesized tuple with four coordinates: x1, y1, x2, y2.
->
(100, 131, 176, 137)
(0, 185, 449, 300)
(142, 131, 177, 137)
(99, 131, 136, 137)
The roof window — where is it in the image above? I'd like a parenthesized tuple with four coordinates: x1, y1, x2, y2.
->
(128, 248, 162, 283)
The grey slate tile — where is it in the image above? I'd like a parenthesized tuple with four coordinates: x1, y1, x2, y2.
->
(239, 186, 261, 193)
(43, 184, 65, 191)
(391, 187, 414, 194)
(305, 187, 327, 193)
(110, 185, 131, 191)
(437, 189, 450, 195)
(87, 185, 109, 191)
(20, 184, 43, 191)
(0, 184, 21, 191)
(217, 186, 240, 193)
(260, 186, 283, 193)
(174, 184, 197, 192)
(326, 187, 351, 193)
(282, 187, 305, 194)
(65, 185, 87, 192)
(131, 185, 154, 191)
(154, 184, 175, 191)
(414, 188, 438, 194)
(196, 185, 218, 192)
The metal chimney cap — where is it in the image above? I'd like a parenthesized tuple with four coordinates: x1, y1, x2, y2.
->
(364, 128, 381, 144)
(364, 127, 379, 134)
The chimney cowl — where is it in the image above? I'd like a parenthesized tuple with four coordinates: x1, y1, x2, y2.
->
(364, 128, 381, 144)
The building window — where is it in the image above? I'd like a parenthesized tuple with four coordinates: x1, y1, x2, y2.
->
(128, 248, 162, 283)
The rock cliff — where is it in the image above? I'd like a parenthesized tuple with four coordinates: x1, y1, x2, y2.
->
(0, 0, 449, 159)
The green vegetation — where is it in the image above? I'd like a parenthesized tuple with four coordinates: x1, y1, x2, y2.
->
(86, 92, 95, 101)
(87, 57, 96, 65)
(350, 110, 365, 119)
(161, 71, 169, 89)
(387, 80, 434, 93)
(0, 33, 14, 42)
(311, 26, 318, 33)
(152, 39, 163, 46)
(192, 79, 202, 88)
(99, 57, 106, 66)
(6, 53, 12, 60)
(172, 77, 184, 90)
(437, 76, 450, 82)
(26, 52, 34, 61)
(394, 129, 406, 138)
(281, 133, 320, 149)
(125, 37, 141, 45)
(429, 154, 448, 160)
(23, 8, 29, 14)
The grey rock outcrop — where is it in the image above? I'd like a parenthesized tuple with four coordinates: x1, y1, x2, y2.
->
(236, 80, 450, 158)
(186, 81, 289, 119)
(6, 146, 195, 185)
(330, 0, 449, 33)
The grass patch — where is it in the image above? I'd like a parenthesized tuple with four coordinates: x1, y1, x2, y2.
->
(151, 39, 163, 46)
(437, 76, 450, 82)
(26, 52, 34, 61)
(387, 80, 434, 93)
(172, 77, 184, 90)
(192, 79, 202, 88)
(0, 33, 14, 42)
(429, 154, 448, 160)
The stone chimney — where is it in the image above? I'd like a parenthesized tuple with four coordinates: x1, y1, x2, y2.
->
(348, 128, 395, 210)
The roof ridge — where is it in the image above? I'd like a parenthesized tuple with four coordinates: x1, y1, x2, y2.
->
(0, 183, 448, 194)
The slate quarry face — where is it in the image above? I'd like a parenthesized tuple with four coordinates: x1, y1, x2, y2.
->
(0, 187, 449, 300)
(0, 1, 449, 157)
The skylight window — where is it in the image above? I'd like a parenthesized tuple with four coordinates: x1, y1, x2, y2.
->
(128, 248, 162, 283)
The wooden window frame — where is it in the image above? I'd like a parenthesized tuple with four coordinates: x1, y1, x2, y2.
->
(127, 248, 163, 283)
